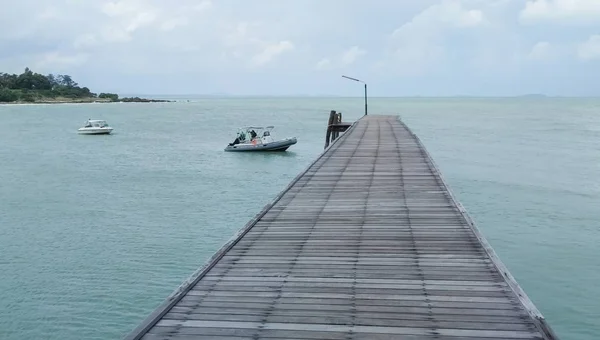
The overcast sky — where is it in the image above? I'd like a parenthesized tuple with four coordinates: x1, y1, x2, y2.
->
(1, 0, 599, 96)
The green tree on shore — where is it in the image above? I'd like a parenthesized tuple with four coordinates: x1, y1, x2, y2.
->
(0, 67, 95, 102)
(0, 88, 19, 102)
(1, 68, 169, 103)
(58, 74, 77, 88)
(98, 93, 119, 101)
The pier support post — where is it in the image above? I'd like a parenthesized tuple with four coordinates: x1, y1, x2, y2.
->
(325, 110, 336, 149)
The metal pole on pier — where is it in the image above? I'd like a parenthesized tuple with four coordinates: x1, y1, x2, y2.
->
(342, 75, 367, 116)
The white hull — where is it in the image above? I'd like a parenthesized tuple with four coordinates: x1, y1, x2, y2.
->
(78, 127, 113, 135)
(225, 137, 297, 152)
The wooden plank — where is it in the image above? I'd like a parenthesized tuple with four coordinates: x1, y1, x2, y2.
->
(198, 276, 508, 286)
(125, 115, 558, 340)
(167, 306, 530, 324)
(155, 320, 541, 339)
(162, 313, 537, 332)
(192, 279, 508, 289)
(144, 326, 351, 339)
(176, 297, 519, 311)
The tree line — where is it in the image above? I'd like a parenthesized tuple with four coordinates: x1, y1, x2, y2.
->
(0, 67, 118, 103)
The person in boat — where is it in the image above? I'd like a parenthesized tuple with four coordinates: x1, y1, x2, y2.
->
(229, 131, 245, 146)
(250, 129, 257, 140)
(84, 120, 92, 128)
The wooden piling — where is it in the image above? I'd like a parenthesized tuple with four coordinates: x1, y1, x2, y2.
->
(325, 110, 351, 149)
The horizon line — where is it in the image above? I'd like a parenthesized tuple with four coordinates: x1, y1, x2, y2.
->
(118, 93, 600, 99)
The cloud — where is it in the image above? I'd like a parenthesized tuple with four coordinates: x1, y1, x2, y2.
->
(316, 59, 331, 70)
(0, 0, 599, 95)
(520, 0, 600, 24)
(316, 46, 366, 70)
(526, 41, 579, 63)
(34, 52, 89, 70)
(252, 41, 295, 66)
(159, 17, 190, 32)
(528, 41, 552, 61)
(577, 35, 600, 61)
(382, 0, 485, 75)
(341, 46, 367, 66)
(221, 22, 296, 68)
(193, 1, 212, 12)
(394, 0, 484, 32)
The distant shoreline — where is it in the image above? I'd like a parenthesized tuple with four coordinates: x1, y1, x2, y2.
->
(1, 67, 175, 105)
(0, 97, 175, 105)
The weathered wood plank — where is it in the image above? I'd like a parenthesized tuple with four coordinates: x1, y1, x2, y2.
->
(162, 313, 537, 332)
(198, 276, 509, 286)
(180, 295, 517, 308)
(155, 320, 541, 339)
(166, 306, 531, 324)
(125, 115, 557, 340)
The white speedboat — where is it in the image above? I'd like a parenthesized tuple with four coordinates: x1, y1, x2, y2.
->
(225, 126, 297, 152)
(78, 119, 113, 135)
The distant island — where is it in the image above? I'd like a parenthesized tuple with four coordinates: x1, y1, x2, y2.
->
(0, 68, 173, 104)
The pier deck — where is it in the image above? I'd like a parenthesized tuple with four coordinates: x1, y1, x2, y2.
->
(126, 115, 557, 340)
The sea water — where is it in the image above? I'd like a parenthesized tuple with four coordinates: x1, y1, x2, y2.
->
(0, 97, 598, 339)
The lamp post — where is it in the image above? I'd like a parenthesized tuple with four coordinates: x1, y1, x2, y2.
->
(342, 75, 367, 116)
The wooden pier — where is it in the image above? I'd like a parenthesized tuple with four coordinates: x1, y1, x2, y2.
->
(125, 115, 558, 340)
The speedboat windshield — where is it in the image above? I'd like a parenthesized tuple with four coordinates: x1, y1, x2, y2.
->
(85, 120, 108, 127)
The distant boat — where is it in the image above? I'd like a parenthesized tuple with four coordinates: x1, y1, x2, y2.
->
(224, 126, 297, 152)
(78, 119, 113, 135)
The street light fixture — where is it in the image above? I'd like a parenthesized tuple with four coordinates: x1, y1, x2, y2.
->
(342, 75, 367, 116)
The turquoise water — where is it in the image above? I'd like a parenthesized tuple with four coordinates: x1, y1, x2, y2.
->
(0, 97, 598, 339)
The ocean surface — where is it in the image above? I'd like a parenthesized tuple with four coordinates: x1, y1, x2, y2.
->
(0, 97, 598, 339)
